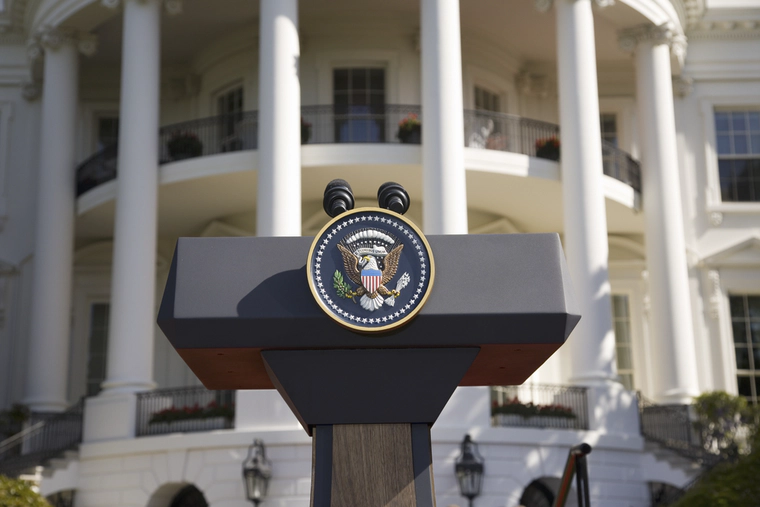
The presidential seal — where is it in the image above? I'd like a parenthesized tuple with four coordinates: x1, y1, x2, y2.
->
(307, 207, 434, 333)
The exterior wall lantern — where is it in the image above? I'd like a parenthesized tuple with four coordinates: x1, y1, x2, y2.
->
(242, 439, 272, 506)
(455, 434, 485, 507)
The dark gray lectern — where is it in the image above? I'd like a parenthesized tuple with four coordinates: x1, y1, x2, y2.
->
(158, 233, 579, 507)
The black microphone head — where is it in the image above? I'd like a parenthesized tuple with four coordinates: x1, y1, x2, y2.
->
(377, 181, 410, 215)
(323, 179, 355, 217)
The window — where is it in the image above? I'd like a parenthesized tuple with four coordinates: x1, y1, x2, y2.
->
(715, 110, 760, 202)
(97, 117, 119, 150)
(475, 86, 500, 113)
(600, 113, 619, 178)
(730, 295, 760, 403)
(612, 294, 634, 390)
(600, 113, 618, 147)
(333, 68, 385, 142)
(86, 303, 110, 397)
(217, 86, 244, 151)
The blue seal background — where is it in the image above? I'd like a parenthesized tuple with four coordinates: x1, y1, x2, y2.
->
(308, 209, 433, 331)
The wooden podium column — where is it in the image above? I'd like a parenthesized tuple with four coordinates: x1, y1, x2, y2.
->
(312, 424, 434, 507)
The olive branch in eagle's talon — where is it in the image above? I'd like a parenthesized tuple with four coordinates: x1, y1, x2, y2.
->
(333, 270, 357, 302)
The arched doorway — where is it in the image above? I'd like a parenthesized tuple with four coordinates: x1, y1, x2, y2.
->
(520, 477, 578, 507)
(169, 485, 208, 507)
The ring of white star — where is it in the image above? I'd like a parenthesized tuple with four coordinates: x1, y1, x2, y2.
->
(313, 214, 429, 325)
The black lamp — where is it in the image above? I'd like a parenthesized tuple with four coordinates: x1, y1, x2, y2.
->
(455, 434, 484, 507)
(242, 439, 272, 506)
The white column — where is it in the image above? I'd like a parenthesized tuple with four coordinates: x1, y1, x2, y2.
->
(256, 0, 301, 237)
(24, 31, 80, 412)
(627, 25, 699, 404)
(239, 0, 303, 430)
(101, 0, 161, 394)
(421, 0, 468, 234)
(555, 0, 617, 385)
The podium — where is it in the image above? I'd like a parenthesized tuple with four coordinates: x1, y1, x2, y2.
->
(158, 232, 579, 507)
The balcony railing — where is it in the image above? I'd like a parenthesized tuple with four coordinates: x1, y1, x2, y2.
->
(75, 106, 642, 196)
(491, 384, 589, 431)
(638, 395, 721, 466)
(0, 399, 84, 478)
(135, 386, 235, 437)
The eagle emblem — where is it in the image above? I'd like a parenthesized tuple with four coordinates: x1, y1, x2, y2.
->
(334, 228, 411, 311)
(307, 208, 433, 332)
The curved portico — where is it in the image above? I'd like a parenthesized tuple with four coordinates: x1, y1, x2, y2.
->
(22, 0, 697, 421)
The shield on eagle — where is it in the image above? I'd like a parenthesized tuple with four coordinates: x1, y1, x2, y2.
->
(361, 268, 383, 293)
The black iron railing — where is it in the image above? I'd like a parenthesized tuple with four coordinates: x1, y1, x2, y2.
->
(135, 386, 235, 437)
(301, 104, 422, 144)
(638, 395, 720, 465)
(0, 399, 84, 478)
(491, 384, 589, 431)
(602, 140, 642, 193)
(463, 109, 559, 157)
(75, 107, 643, 196)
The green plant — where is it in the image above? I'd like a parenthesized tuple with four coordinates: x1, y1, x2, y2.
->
(671, 434, 760, 507)
(693, 391, 759, 459)
(0, 475, 51, 507)
(397, 113, 421, 143)
(149, 400, 234, 424)
(535, 136, 560, 161)
(0, 404, 28, 439)
(167, 131, 202, 159)
(492, 398, 575, 419)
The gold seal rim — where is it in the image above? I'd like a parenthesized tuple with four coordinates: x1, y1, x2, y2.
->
(306, 207, 435, 334)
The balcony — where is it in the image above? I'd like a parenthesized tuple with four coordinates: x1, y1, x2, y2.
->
(135, 386, 235, 437)
(75, 105, 642, 197)
(491, 384, 590, 431)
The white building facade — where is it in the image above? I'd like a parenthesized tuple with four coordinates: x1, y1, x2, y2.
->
(0, 0, 758, 505)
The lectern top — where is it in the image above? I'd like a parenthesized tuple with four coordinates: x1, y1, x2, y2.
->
(158, 233, 580, 389)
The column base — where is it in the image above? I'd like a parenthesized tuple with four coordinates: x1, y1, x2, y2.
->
(655, 388, 698, 406)
(21, 397, 69, 413)
(311, 423, 434, 507)
(99, 378, 156, 395)
(82, 392, 137, 443)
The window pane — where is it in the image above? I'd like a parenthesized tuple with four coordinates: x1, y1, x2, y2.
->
(748, 296, 760, 318)
(351, 91, 367, 106)
(732, 111, 748, 131)
(369, 69, 384, 90)
(751, 135, 760, 154)
(334, 69, 348, 91)
(715, 112, 730, 132)
(612, 295, 629, 318)
(717, 134, 732, 155)
(615, 321, 630, 343)
(738, 376, 752, 397)
(617, 346, 633, 369)
(733, 321, 748, 344)
(352, 69, 367, 90)
(735, 134, 749, 154)
(736, 346, 751, 370)
(730, 295, 746, 317)
(737, 178, 752, 201)
(749, 112, 760, 130)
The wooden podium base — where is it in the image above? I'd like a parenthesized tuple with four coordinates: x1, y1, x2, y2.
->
(311, 424, 435, 507)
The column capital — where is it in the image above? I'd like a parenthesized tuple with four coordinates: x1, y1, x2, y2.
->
(618, 23, 687, 64)
(29, 27, 99, 58)
(102, 0, 183, 16)
(534, 0, 614, 14)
